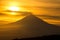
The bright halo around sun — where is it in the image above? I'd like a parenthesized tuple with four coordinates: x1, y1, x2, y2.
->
(7, 6, 20, 15)
(9, 6, 20, 11)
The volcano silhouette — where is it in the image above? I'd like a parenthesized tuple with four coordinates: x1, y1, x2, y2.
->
(0, 14, 60, 40)
(5, 14, 60, 35)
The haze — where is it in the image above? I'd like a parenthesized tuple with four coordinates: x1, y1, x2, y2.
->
(0, 0, 60, 25)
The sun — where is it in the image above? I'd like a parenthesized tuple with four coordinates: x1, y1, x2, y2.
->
(7, 6, 20, 15)
(9, 6, 20, 11)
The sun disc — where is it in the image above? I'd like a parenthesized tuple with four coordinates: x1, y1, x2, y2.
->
(9, 6, 19, 11)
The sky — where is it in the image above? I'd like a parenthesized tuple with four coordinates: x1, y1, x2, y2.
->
(0, 0, 60, 15)
(0, 0, 60, 40)
(0, 0, 60, 25)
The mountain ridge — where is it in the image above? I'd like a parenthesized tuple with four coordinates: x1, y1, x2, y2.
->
(0, 14, 60, 40)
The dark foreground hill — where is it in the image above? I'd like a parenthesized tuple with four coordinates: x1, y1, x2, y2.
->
(13, 35, 60, 40)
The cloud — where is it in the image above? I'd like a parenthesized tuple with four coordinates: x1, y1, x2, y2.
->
(35, 0, 60, 4)
(36, 6, 60, 12)
(0, 0, 60, 16)
(37, 15, 60, 20)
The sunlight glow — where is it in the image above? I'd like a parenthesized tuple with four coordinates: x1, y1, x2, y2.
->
(6, 6, 21, 15)
(10, 12, 18, 15)
(9, 6, 20, 11)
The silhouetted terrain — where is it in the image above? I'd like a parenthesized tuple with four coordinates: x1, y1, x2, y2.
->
(13, 35, 60, 40)
(0, 14, 60, 40)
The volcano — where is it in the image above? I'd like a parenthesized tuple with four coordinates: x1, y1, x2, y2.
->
(0, 14, 60, 40)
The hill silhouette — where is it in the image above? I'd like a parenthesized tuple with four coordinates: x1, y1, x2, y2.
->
(0, 14, 60, 40)
(3, 14, 60, 35)
(13, 35, 60, 40)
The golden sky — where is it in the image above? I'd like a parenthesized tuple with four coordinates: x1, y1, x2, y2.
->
(0, 0, 60, 25)
(0, 0, 60, 15)
(0, 0, 60, 40)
